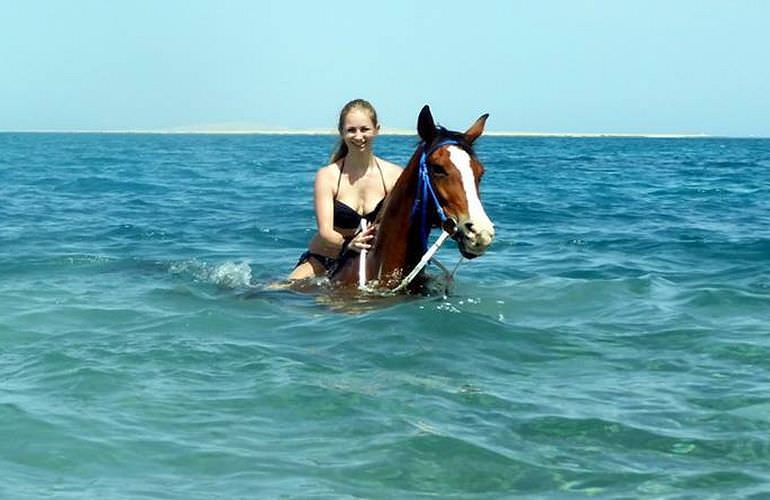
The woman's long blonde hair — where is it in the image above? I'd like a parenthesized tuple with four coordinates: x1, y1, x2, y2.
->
(330, 99, 379, 163)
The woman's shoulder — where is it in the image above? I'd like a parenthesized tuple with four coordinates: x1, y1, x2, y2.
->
(376, 157, 403, 190)
(315, 161, 342, 181)
(377, 157, 403, 174)
(377, 157, 402, 176)
(313, 162, 343, 195)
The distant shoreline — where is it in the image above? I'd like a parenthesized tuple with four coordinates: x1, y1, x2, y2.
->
(0, 129, 730, 138)
(3, 129, 767, 138)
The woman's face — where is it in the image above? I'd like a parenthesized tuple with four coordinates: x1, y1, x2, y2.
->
(341, 108, 379, 154)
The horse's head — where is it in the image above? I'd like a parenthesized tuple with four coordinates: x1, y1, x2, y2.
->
(417, 105, 495, 259)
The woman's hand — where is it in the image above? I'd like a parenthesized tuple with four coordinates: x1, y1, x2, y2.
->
(345, 225, 377, 253)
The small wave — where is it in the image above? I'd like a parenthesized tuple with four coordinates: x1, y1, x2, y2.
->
(169, 259, 253, 289)
(704, 160, 764, 169)
(103, 224, 173, 241)
(677, 286, 770, 311)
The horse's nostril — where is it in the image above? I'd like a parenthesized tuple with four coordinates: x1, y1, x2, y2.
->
(464, 222, 475, 234)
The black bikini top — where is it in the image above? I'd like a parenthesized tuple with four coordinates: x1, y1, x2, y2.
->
(333, 158, 388, 230)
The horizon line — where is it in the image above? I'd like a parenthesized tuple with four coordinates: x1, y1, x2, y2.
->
(0, 128, 752, 138)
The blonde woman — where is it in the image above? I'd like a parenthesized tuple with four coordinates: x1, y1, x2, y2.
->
(289, 99, 402, 280)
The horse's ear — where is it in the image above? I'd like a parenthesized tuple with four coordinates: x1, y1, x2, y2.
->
(465, 113, 489, 144)
(417, 105, 436, 143)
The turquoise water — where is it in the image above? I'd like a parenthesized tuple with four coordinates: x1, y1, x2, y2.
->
(2, 133, 770, 498)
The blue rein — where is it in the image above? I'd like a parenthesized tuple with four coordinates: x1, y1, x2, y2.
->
(411, 139, 460, 254)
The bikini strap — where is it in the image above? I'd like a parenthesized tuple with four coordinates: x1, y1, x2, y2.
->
(375, 158, 388, 195)
(334, 158, 345, 200)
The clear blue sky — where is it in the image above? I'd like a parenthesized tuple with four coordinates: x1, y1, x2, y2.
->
(2, 0, 769, 136)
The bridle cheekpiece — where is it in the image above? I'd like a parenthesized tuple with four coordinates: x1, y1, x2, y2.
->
(411, 138, 464, 254)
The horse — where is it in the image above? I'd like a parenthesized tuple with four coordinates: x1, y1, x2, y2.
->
(331, 105, 495, 293)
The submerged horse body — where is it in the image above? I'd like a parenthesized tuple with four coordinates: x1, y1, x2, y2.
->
(332, 105, 495, 293)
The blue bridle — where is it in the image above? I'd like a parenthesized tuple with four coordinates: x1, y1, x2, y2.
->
(411, 139, 462, 254)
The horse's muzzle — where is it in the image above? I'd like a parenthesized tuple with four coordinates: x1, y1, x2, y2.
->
(455, 222, 495, 259)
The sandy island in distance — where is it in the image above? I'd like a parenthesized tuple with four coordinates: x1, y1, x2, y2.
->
(19, 128, 710, 139)
(136, 123, 712, 138)
(4, 122, 713, 138)
(160, 127, 710, 138)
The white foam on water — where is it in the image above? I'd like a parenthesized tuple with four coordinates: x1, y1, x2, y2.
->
(169, 259, 253, 288)
(209, 261, 253, 288)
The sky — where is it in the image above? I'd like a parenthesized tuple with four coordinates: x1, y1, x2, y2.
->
(2, 0, 769, 136)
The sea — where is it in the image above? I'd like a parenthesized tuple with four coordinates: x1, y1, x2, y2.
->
(2, 132, 770, 499)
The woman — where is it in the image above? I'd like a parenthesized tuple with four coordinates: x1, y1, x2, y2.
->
(288, 99, 402, 280)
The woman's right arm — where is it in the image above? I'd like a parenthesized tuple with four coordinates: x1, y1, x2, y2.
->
(313, 166, 345, 254)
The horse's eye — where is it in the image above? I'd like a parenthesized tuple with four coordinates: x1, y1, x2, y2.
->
(429, 163, 448, 176)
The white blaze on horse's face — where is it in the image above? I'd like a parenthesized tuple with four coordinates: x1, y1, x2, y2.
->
(447, 146, 495, 257)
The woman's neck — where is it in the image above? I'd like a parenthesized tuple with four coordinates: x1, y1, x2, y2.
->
(344, 150, 375, 171)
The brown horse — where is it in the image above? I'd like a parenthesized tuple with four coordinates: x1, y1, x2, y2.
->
(331, 105, 495, 293)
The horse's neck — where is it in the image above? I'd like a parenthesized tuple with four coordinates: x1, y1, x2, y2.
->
(370, 155, 423, 284)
